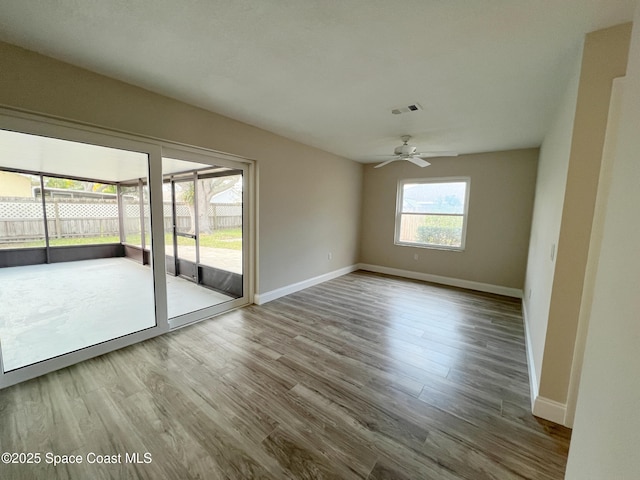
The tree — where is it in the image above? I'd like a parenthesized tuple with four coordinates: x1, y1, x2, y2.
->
(85, 182, 116, 194)
(45, 178, 116, 194)
(45, 177, 82, 190)
(184, 177, 239, 235)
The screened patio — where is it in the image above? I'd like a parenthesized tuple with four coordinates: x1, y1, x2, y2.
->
(0, 127, 247, 373)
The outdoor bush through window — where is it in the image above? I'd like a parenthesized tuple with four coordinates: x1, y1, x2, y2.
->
(395, 177, 470, 250)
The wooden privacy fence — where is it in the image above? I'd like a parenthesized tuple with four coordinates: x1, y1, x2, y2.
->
(0, 198, 242, 243)
(164, 203, 242, 231)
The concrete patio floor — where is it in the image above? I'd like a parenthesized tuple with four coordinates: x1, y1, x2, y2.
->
(0, 258, 233, 371)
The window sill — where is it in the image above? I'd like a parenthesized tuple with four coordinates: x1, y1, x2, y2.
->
(395, 241, 465, 252)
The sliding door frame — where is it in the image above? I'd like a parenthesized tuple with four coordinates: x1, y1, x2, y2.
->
(0, 108, 255, 388)
(162, 145, 254, 329)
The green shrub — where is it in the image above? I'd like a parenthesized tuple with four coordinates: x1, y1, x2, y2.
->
(415, 216, 462, 246)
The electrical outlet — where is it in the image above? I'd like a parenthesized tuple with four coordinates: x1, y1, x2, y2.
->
(550, 243, 556, 261)
(328, 252, 332, 260)
(413, 253, 419, 261)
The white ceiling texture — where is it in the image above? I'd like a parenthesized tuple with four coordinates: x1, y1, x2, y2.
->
(0, 1, 636, 163)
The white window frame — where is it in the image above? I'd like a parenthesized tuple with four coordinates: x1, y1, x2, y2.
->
(394, 176, 471, 251)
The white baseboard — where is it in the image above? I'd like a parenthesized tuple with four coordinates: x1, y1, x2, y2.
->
(357, 263, 523, 298)
(533, 396, 567, 425)
(523, 300, 568, 425)
(522, 302, 539, 410)
(253, 264, 359, 305)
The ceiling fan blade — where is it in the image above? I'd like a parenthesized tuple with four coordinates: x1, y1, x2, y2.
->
(374, 159, 398, 168)
(407, 157, 431, 167)
(416, 151, 459, 158)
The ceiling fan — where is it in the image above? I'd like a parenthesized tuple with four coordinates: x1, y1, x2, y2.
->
(374, 135, 458, 168)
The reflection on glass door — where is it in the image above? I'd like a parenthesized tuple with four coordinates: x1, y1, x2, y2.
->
(162, 156, 245, 321)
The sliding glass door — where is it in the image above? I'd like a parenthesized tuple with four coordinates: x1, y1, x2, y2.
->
(0, 129, 160, 375)
(0, 110, 253, 388)
(162, 150, 250, 327)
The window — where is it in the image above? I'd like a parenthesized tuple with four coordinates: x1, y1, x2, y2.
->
(395, 177, 470, 250)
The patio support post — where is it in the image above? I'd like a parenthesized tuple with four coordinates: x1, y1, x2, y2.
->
(39, 174, 51, 263)
(193, 172, 200, 284)
(171, 178, 178, 276)
(116, 183, 125, 245)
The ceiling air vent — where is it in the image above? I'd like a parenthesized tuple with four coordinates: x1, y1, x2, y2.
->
(391, 103, 423, 115)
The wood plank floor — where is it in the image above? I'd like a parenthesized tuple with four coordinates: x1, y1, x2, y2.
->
(0, 271, 571, 479)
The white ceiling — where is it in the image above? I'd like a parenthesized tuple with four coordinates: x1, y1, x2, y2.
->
(0, 129, 221, 182)
(0, 128, 149, 182)
(0, 1, 636, 162)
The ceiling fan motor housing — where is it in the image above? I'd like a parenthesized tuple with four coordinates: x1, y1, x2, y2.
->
(395, 144, 417, 155)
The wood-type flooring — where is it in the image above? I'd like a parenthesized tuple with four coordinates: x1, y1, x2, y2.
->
(0, 271, 571, 479)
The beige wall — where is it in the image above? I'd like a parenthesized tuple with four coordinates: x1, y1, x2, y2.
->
(536, 23, 632, 406)
(566, 6, 640, 477)
(0, 41, 363, 294)
(523, 51, 582, 391)
(0, 171, 32, 197)
(360, 149, 538, 290)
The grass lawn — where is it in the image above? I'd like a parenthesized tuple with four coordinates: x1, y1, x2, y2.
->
(0, 228, 242, 251)
(168, 228, 242, 250)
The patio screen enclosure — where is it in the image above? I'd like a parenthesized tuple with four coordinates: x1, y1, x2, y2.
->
(0, 165, 243, 297)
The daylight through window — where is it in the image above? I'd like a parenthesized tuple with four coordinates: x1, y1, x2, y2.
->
(395, 177, 470, 250)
